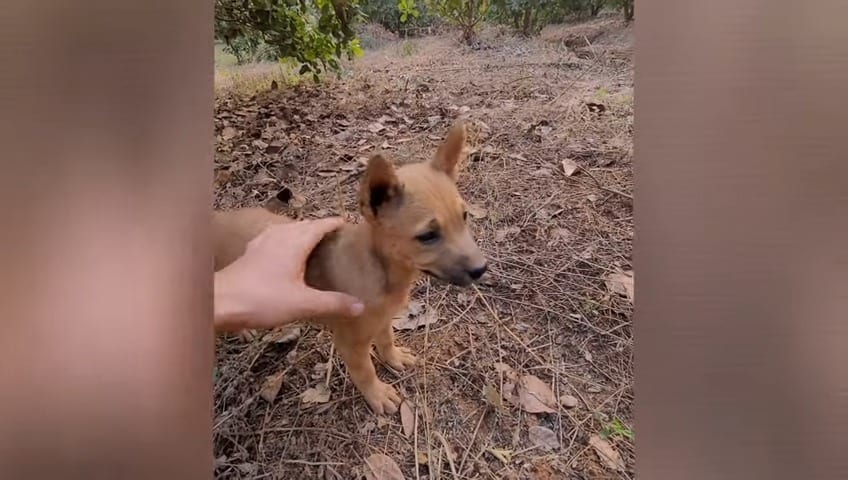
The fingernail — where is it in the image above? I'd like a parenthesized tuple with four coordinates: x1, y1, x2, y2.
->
(350, 302, 365, 317)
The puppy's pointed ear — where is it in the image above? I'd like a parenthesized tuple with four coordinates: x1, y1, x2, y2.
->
(359, 154, 402, 221)
(431, 122, 467, 181)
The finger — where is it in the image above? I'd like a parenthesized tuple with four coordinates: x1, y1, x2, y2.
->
(300, 289, 365, 318)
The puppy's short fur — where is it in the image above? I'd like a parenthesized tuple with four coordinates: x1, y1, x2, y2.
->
(213, 122, 486, 414)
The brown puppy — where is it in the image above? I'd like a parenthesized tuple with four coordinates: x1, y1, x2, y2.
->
(213, 122, 487, 414)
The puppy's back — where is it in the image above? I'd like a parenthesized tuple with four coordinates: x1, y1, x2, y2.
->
(212, 207, 289, 271)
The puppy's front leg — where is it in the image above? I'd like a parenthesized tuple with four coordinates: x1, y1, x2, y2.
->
(375, 323, 418, 371)
(335, 335, 401, 415)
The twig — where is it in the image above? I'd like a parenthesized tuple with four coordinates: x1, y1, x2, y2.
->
(433, 431, 459, 480)
(575, 165, 633, 200)
(458, 409, 486, 475)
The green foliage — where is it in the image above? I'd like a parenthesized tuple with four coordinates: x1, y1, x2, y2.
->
(612, 0, 634, 21)
(360, 0, 437, 36)
(489, 0, 609, 36)
(425, 0, 490, 43)
(214, 0, 364, 78)
(398, 0, 420, 21)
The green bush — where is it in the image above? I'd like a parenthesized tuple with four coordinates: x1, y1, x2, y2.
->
(423, 0, 490, 44)
(214, 0, 365, 78)
(488, 0, 615, 37)
(361, 0, 439, 36)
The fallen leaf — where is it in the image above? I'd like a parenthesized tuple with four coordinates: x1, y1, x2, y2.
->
(363, 453, 405, 480)
(528, 426, 560, 451)
(392, 301, 438, 330)
(266, 140, 285, 154)
(561, 158, 579, 176)
(262, 326, 301, 344)
(259, 371, 284, 403)
(221, 126, 237, 139)
(301, 383, 331, 404)
(400, 401, 414, 438)
(252, 139, 269, 149)
(483, 384, 503, 408)
(416, 452, 428, 465)
(487, 448, 512, 464)
(518, 375, 557, 414)
(589, 434, 625, 471)
(605, 270, 634, 303)
(495, 226, 521, 243)
(367, 122, 386, 133)
(466, 203, 488, 219)
(559, 395, 579, 409)
(214, 170, 231, 187)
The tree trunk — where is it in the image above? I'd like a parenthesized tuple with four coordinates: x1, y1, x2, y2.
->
(522, 9, 532, 36)
(623, 2, 634, 22)
(590, 1, 602, 17)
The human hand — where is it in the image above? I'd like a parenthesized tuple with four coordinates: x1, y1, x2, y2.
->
(214, 218, 364, 332)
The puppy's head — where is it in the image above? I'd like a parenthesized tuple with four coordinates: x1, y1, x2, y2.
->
(358, 122, 487, 286)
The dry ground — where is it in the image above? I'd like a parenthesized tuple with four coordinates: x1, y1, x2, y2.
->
(213, 15, 634, 480)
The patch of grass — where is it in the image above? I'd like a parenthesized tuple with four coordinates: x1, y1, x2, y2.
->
(214, 42, 239, 68)
(400, 40, 418, 56)
(215, 60, 306, 96)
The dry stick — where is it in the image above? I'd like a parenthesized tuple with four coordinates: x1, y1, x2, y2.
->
(458, 409, 486, 475)
(277, 459, 345, 466)
(324, 343, 335, 387)
(575, 165, 633, 200)
(472, 285, 547, 367)
(414, 399, 421, 480)
(433, 431, 459, 480)
(422, 281, 436, 480)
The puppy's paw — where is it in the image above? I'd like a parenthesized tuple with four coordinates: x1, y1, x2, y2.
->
(362, 381, 401, 415)
(382, 346, 418, 371)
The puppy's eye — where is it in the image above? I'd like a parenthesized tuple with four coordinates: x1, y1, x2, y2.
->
(415, 230, 441, 245)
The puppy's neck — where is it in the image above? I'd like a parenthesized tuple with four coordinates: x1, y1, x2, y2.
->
(354, 222, 418, 295)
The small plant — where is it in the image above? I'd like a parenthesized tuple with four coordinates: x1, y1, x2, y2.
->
(424, 0, 490, 44)
(601, 417, 635, 441)
(401, 40, 418, 56)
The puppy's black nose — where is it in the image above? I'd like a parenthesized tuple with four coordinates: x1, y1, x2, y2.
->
(468, 264, 487, 280)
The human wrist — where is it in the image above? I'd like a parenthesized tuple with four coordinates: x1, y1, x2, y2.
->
(213, 269, 252, 332)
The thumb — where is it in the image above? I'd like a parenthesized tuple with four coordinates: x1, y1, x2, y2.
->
(302, 289, 365, 318)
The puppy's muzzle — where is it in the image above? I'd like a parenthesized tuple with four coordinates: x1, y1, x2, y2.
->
(425, 263, 488, 287)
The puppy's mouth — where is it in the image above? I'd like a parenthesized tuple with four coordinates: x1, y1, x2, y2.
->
(421, 269, 473, 287)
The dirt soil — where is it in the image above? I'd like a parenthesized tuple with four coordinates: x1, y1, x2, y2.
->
(213, 15, 634, 480)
